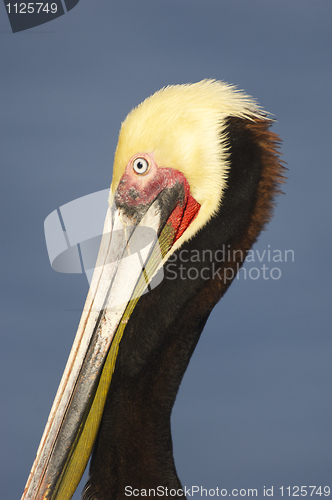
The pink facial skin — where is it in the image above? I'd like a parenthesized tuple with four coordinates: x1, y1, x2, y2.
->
(115, 152, 200, 243)
(115, 153, 186, 208)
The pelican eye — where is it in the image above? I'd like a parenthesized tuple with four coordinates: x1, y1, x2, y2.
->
(133, 157, 149, 175)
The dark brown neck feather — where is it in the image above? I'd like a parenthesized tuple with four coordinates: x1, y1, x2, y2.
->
(82, 117, 285, 500)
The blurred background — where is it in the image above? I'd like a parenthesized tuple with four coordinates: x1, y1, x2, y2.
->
(1, 1, 331, 498)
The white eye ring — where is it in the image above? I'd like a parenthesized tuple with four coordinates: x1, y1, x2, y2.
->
(133, 157, 149, 175)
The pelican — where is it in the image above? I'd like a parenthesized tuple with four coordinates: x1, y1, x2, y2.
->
(21, 80, 284, 500)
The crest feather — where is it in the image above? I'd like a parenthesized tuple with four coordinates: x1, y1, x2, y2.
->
(111, 80, 268, 248)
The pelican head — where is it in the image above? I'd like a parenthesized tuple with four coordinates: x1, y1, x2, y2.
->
(21, 80, 284, 500)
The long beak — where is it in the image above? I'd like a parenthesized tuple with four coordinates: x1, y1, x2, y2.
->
(21, 196, 174, 500)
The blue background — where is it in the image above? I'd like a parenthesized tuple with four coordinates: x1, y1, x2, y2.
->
(0, 2, 331, 499)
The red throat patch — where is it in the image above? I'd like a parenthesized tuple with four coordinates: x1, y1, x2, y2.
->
(166, 180, 201, 243)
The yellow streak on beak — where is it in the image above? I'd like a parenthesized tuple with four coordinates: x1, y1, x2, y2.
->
(48, 223, 175, 500)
